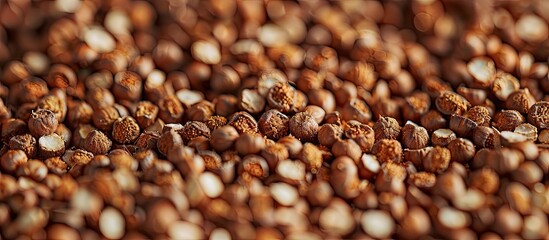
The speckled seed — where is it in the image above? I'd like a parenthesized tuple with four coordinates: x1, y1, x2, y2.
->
(289, 112, 318, 142)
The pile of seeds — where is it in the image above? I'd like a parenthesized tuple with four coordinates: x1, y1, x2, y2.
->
(0, 0, 548, 239)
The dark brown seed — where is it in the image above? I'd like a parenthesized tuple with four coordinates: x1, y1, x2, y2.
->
(267, 82, 295, 114)
(9, 134, 37, 157)
(158, 95, 184, 123)
(28, 109, 58, 137)
(492, 110, 525, 132)
(449, 114, 478, 137)
(506, 89, 536, 114)
(258, 109, 289, 140)
(181, 121, 210, 143)
(527, 101, 549, 129)
(82, 130, 112, 155)
(289, 112, 318, 142)
(227, 111, 258, 134)
(135, 101, 159, 129)
(401, 121, 429, 150)
(373, 116, 401, 141)
(112, 117, 141, 144)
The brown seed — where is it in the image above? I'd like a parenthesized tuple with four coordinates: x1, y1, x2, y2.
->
(66, 102, 93, 129)
(113, 71, 143, 102)
(1, 149, 28, 172)
(299, 143, 323, 173)
(447, 138, 475, 163)
(180, 121, 210, 143)
(204, 115, 227, 131)
(345, 61, 376, 91)
(317, 124, 343, 148)
(506, 89, 536, 114)
(261, 143, 289, 170)
(82, 130, 112, 155)
(491, 72, 520, 101)
(227, 111, 258, 134)
(457, 86, 487, 106)
(357, 153, 381, 179)
(423, 146, 451, 174)
(85, 87, 115, 110)
(372, 139, 403, 163)
(37, 94, 66, 122)
(332, 139, 362, 162)
(401, 121, 429, 149)
(9, 134, 37, 158)
(28, 109, 58, 137)
(71, 124, 95, 149)
(289, 112, 318, 142)
(267, 82, 295, 114)
(449, 114, 478, 137)
(303, 105, 325, 125)
(134, 101, 159, 129)
(112, 116, 141, 144)
(210, 125, 239, 152)
(466, 106, 492, 127)
(492, 110, 525, 131)
(92, 106, 120, 132)
(527, 101, 549, 129)
(408, 171, 436, 189)
(211, 66, 241, 93)
(344, 120, 375, 152)
(341, 98, 372, 124)
(278, 135, 304, 159)
(296, 69, 324, 93)
(373, 116, 401, 141)
(334, 81, 358, 106)
(240, 155, 269, 179)
(435, 91, 470, 115)
(235, 133, 265, 156)
(538, 129, 549, 143)
(14, 77, 49, 104)
(38, 133, 65, 158)
(330, 156, 361, 199)
(258, 109, 289, 140)
(431, 129, 457, 147)
(402, 92, 431, 122)
(157, 95, 184, 123)
(238, 89, 265, 114)
(214, 95, 239, 117)
(473, 126, 501, 148)
(420, 110, 447, 133)
(135, 131, 160, 150)
(307, 89, 336, 113)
